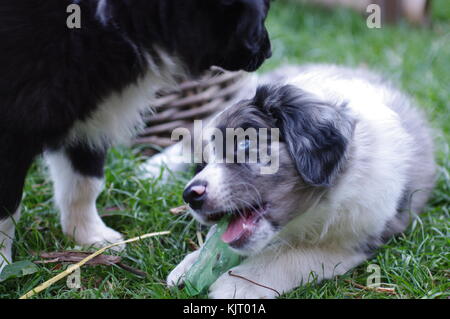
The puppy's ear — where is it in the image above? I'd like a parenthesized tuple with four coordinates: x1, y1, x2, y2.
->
(254, 85, 355, 187)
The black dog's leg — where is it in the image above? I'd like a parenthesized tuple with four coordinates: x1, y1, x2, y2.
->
(0, 137, 37, 271)
(45, 144, 124, 249)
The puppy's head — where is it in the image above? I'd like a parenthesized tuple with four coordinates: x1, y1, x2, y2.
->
(183, 85, 355, 255)
(99, 0, 271, 74)
(171, 0, 272, 74)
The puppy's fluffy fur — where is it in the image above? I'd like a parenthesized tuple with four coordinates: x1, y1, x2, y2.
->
(167, 65, 436, 298)
(0, 0, 271, 272)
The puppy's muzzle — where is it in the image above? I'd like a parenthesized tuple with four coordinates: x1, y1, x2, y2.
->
(183, 181, 207, 210)
(244, 31, 272, 72)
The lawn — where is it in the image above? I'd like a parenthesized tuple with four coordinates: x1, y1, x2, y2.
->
(0, 0, 449, 299)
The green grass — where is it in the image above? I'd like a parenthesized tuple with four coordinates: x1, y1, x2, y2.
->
(1, 0, 449, 299)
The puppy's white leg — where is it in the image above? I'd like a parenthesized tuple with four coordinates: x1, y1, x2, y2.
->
(209, 246, 367, 299)
(46, 150, 124, 250)
(167, 249, 201, 287)
(0, 209, 20, 273)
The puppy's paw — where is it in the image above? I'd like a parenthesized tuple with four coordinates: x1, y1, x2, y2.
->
(65, 220, 125, 252)
(209, 267, 279, 299)
(167, 250, 201, 287)
(90, 226, 125, 252)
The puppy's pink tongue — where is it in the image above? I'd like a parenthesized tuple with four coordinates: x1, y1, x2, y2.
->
(221, 214, 254, 244)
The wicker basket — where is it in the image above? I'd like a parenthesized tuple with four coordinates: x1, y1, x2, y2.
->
(134, 69, 250, 156)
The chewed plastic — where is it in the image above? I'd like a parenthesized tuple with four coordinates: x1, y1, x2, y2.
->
(184, 218, 242, 296)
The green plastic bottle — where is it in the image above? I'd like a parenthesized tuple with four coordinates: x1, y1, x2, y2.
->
(184, 218, 242, 296)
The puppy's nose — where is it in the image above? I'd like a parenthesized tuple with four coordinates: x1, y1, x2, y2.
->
(183, 182, 207, 210)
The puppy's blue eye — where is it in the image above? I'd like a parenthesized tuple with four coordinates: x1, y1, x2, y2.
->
(238, 139, 251, 150)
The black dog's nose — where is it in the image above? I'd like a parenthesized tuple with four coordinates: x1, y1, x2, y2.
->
(183, 181, 207, 210)
(262, 29, 272, 59)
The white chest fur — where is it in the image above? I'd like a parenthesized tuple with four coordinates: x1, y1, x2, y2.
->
(67, 51, 183, 149)
(66, 72, 161, 149)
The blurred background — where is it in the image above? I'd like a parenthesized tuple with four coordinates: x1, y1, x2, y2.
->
(263, 0, 449, 156)
(295, 0, 432, 25)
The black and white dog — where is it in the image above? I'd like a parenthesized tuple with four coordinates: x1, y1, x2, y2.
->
(0, 0, 272, 272)
(166, 65, 436, 298)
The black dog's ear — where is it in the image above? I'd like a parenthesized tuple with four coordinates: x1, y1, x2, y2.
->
(254, 85, 355, 187)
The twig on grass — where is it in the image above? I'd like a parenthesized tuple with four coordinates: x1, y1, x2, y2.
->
(344, 279, 397, 295)
(228, 271, 281, 297)
(169, 205, 188, 216)
(34, 251, 148, 278)
(187, 239, 199, 251)
(196, 231, 204, 247)
(116, 263, 148, 278)
(19, 231, 171, 299)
